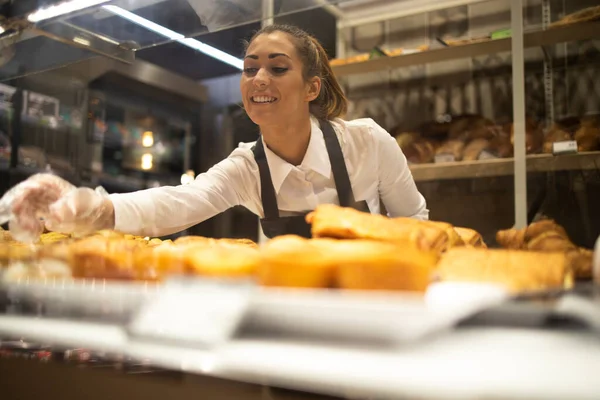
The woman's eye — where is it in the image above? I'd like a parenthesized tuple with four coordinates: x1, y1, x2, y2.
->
(272, 67, 288, 74)
(244, 67, 258, 74)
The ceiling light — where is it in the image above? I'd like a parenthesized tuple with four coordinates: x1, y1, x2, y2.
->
(28, 0, 111, 23)
(142, 131, 154, 147)
(73, 36, 91, 46)
(178, 38, 243, 70)
(141, 153, 153, 170)
(102, 5, 183, 40)
(102, 5, 243, 70)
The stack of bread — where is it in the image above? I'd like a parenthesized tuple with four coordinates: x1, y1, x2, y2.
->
(0, 206, 593, 295)
(393, 113, 600, 164)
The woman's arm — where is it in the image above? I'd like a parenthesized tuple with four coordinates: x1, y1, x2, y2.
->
(110, 150, 254, 237)
(369, 120, 429, 220)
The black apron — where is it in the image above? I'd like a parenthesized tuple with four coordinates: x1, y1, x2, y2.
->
(252, 119, 370, 239)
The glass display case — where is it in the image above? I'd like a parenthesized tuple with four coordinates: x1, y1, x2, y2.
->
(0, 2, 600, 400)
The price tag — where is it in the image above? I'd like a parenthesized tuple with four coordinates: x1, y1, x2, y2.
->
(434, 154, 456, 163)
(552, 140, 578, 155)
(128, 278, 256, 348)
(478, 150, 498, 160)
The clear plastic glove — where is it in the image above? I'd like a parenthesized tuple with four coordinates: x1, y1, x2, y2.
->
(0, 173, 114, 243)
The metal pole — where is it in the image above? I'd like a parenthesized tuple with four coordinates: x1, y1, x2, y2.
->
(258, 0, 275, 244)
(542, 0, 554, 127)
(511, 0, 527, 229)
(261, 0, 274, 27)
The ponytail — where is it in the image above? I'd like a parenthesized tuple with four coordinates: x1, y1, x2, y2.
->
(245, 25, 348, 120)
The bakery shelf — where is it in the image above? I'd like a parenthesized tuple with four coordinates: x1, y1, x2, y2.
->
(410, 151, 600, 182)
(332, 21, 600, 77)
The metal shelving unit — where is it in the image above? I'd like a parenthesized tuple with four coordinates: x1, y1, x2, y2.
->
(331, 21, 600, 76)
(410, 151, 600, 182)
(326, 0, 600, 228)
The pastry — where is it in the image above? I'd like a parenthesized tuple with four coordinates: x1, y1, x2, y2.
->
(436, 247, 573, 293)
(69, 236, 145, 280)
(258, 235, 335, 288)
(435, 139, 465, 162)
(462, 138, 490, 161)
(543, 125, 572, 153)
(185, 242, 260, 278)
(496, 219, 593, 279)
(306, 204, 449, 253)
(454, 227, 487, 247)
(331, 239, 439, 292)
(510, 118, 543, 154)
(574, 125, 600, 152)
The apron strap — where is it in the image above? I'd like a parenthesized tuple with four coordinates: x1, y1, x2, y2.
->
(319, 119, 357, 207)
(252, 139, 280, 219)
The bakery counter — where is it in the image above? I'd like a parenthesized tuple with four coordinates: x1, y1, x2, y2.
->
(410, 151, 600, 182)
(1, 306, 600, 400)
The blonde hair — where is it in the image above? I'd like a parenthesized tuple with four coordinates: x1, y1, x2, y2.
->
(245, 25, 348, 120)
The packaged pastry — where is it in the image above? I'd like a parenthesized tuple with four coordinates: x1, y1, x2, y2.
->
(436, 247, 573, 293)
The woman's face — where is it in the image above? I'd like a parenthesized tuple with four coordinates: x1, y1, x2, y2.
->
(241, 32, 319, 127)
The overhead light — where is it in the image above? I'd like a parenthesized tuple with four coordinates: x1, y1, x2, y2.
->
(178, 38, 243, 70)
(180, 170, 195, 185)
(73, 36, 91, 46)
(102, 5, 183, 40)
(28, 0, 111, 23)
(142, 131, 154, 147)
(0, 27, 4, 35)
(141, 153, 153, 170)
(102, 5, 243, 70)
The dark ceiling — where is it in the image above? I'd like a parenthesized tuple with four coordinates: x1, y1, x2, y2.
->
(3, 0, 338, 81)
(136, 5, 338, 81)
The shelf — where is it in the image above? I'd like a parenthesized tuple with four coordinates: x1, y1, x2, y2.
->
(332, 22, 600, 77)
(410, 151, 600, 182)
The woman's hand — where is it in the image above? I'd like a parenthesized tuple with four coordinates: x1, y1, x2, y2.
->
(0, 174, 114, 243)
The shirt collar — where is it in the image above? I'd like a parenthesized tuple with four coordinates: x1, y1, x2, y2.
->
(262, 117, 332, 194)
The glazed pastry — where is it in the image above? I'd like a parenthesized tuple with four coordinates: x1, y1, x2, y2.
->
(306, 204, 449, 253)
(331, 239, 439, 292)
(496, 219, 593, 279)
(436, 247, 573, 293)
(69, 236, 145, 280)
(454, 227, 487, 247)
(185, 242, 260, 278)
(395, 217, 464, 248)
(258, 235, 335, 288)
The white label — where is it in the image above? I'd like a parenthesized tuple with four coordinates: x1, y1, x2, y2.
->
(552, 140, 578, 155)
(478, 150, 498, 160)
(128, 278, 255, 348)
(434, 154, 456, 163)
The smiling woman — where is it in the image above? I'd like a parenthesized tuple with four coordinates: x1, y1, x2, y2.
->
(0, 24, 428, 244)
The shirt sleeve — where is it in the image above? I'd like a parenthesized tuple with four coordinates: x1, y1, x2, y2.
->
(369, 120, 429, 220)
(108, 150, 254, 237)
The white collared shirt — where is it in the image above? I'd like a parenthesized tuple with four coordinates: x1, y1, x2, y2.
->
(110, 117, 429, 237)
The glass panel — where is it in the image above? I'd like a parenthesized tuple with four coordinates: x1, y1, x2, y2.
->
(339, 0, 515, 245)
(524, 0, 600, 261)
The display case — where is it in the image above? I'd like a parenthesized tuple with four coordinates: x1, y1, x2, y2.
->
(1, 1, 600, 399)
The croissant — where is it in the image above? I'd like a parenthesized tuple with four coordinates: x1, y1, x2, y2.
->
(496, 220, 593, 279)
